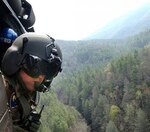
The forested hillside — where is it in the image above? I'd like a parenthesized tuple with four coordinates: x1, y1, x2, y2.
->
(39, 29, 150, 131)
(57, 29, 150, 73)
(55, 47, 150, 131)
(39, 92, 89, 132)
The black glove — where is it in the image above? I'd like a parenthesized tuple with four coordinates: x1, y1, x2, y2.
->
(23, 110, 41, 132)
(29, 121, 41, 132)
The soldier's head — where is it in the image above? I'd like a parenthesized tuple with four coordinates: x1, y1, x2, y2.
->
(2, 33, 62, 92)
(0, 27, 18, 66)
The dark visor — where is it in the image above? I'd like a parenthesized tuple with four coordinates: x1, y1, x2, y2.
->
(22, 54, 62, 80)
(40, 59, 61, 80)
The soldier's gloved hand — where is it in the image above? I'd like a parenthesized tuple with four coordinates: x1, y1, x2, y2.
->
(24, 110, 41, 132)
(29, 120, 41, 132)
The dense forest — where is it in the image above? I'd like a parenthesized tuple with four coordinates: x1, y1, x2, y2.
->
(39, 29, 150, 132)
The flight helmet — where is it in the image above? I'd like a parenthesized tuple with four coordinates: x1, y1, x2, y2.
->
(2, 32, 62, 92)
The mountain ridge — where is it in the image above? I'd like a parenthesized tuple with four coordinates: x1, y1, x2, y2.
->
(86, 3, 150, 40)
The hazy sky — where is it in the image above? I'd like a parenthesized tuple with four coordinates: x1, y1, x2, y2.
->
(28, 0, 150, 40)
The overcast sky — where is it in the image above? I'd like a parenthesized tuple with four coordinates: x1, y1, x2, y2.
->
(27, 0, 150, 40)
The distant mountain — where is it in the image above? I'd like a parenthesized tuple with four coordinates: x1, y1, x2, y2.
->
(87, 3, 150, 39)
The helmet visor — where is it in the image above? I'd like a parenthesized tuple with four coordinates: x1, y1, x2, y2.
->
(22, 54, 62, 81)
(40, 60, 61, 80)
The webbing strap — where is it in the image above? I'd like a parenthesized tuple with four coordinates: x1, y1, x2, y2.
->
(0, 108, 13, 132)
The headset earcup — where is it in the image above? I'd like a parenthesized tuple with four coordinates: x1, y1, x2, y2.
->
(2, 47, 23, 76)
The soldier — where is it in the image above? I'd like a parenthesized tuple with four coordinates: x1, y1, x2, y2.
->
(1, 32, 62, 131)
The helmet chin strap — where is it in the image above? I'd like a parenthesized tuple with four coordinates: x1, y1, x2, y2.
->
(34, 81, 49, 92)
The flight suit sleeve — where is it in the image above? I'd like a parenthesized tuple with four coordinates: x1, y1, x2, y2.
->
(13, 125, 28, 132)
